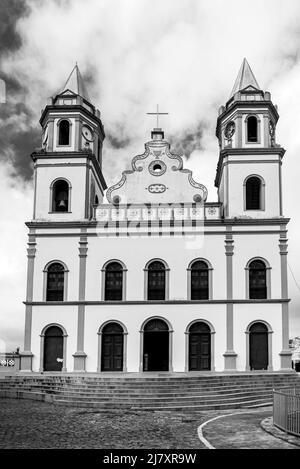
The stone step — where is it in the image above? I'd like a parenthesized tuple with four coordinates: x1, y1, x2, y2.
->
(0, 384, 291, 397)
(2, 372, 297, 383)
(52, 397, 272, 411)
(51, 394, 272, 405)
(1, 375, 298, 388)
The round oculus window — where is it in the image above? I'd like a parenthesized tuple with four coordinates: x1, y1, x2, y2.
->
(148, 160, 167, 176)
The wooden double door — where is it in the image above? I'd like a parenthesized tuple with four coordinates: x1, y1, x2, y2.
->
(249, 323, 268, 370)
(101, 323, 124, 371)
(43, 326, 63, 371)
(189, 322, 211, 371)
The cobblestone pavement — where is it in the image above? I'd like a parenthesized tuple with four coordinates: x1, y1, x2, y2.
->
(0, 399, 206, 449)
(202, 410, 299, 449)
(1, 399, 298, 449)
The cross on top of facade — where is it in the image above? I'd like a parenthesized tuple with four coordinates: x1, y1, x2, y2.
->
(147, 104, 169, 128)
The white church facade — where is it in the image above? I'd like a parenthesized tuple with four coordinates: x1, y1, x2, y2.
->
(20, 59, 292, 373)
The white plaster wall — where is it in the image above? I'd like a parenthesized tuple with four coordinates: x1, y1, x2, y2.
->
(31, 305, 77, 372)
(233, 233, 281, 299)
(85, 234, 227, 301)
(84, 303, 227, 372)
(34, 163, 87, 220)
(33, 237, 79, 301)
(227, 158, 280, 218)
(233, 303, 282, 371)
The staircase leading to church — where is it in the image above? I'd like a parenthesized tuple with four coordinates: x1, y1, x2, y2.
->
(0, 373, 299, 411)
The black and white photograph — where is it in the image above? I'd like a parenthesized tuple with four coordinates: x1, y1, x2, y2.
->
(1, 0, 300, 458)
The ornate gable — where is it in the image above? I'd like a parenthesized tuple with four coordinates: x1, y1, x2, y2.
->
(106, 129, 208, 204)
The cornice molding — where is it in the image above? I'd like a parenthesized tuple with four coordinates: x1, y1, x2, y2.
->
(26, 217, 290, 230)
(31, 151, 107, 190)
(40, 104, 105, 139)
(216, 100, 279, 137)
(215, 147, 285, 187)
(24, 299, 290, 306)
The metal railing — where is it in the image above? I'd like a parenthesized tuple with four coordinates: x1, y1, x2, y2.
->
(273, 388, 300, 437)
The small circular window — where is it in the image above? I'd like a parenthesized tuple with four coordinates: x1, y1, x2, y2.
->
(148, 160, 166, 176)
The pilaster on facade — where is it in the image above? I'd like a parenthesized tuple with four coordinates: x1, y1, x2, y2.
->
(20, 231, 36, 371)
(224, 228, 237, 370)
(279, 226, 292, 369)
(73, 230, 88, 371)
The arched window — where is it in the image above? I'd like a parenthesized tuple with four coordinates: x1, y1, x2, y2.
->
(52, 179, 69, 212)
(46, 263, 65, 301)
(190, 261, 209, 300)
(94, 195, 99, 205)
(246, 176, 261, 210)
(147, 261, 166, 300)
(58, 120, 70, 145)
(104, 262, 124, 301)
(247, 116, 258, 142)
(249, 260, 267, 299)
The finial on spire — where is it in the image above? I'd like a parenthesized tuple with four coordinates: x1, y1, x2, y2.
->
(59, 63, 91, 102)
(229, 58, 261, 99)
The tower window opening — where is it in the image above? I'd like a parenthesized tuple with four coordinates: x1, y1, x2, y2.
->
(58, 120, 70, 146)
(246, 176, 261, 210)
(52, 180, 69, 212)
(247, 116, 258, 142)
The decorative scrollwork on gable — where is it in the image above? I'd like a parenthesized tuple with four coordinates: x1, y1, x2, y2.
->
(165, 147, 183, 170)
(131, 147, 150, 172)
(106, 169, 133, 203)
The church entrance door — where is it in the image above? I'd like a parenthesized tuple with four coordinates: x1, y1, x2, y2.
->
(249, 322, 268, 370)
(101, 323, 124, 371)
(188, 322, 211, 371)
(143, 319, 169, 371)
(44, 326, 63, 371)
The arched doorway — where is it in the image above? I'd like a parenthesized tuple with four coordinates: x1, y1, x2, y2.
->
(143, 319, 169, 371)
(101, 322, 124, 371)
(249, 322, 268, 370)
(188, 322, 211, 371)
(43, 326, 64, 371)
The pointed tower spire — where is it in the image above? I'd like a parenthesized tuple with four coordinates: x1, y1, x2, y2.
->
(229, 58, 261, 99)
(59, 64, 91, 102)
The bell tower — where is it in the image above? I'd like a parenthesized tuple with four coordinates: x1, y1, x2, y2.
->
(215, 58, 285, 219)
(32, 64, 106, 221)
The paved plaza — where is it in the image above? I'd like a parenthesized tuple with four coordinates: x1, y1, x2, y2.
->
(0, 399, 299, 449)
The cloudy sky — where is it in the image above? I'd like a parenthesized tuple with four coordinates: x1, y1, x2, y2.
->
(0, 0, 300, 351)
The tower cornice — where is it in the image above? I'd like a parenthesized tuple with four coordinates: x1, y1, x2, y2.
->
(31, 151, 107, 190)
(40, 104, 105, 139)
(216, 100, 279, 138)
(214, 147, 286, 188)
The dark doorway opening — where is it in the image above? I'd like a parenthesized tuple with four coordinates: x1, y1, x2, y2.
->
(189, 322, 211, 371)
(43, 326, 63, 371)
(101, 322, 124, 371)
(249, 322, 268, 370)
(143, 319, 169, 371)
